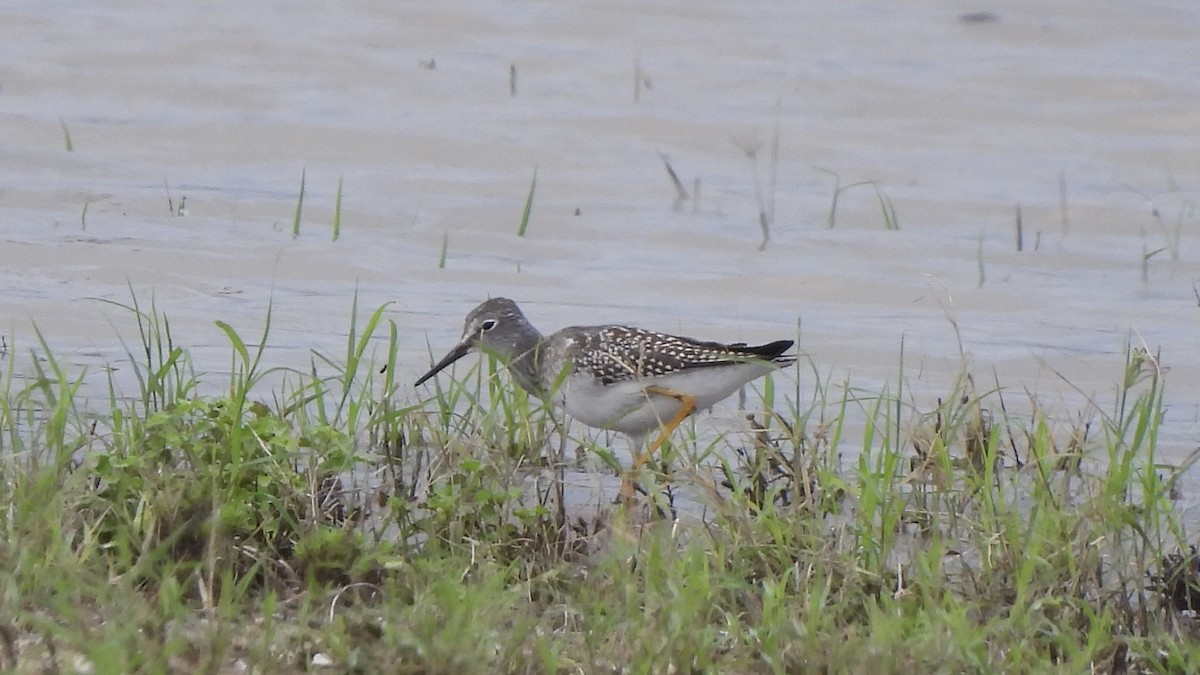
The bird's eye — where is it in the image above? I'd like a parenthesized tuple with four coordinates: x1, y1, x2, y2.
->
(481, 319, 498, 331)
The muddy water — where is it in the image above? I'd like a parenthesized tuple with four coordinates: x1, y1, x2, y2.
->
(2, 1, 1199, 509)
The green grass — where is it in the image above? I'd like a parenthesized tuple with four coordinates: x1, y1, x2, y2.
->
(818, 170, 901, 230)
(332, 176, 343, 241)
(0, 294, 1198, 673)
(292, 168, 306, 238)
(517, 166, 537, 237)
(59, 118, 73, 152)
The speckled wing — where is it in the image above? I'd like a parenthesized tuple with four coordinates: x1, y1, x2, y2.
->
(558, 325, 794, 386)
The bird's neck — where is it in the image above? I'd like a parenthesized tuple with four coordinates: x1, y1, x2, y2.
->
(506, 326, 546, 398)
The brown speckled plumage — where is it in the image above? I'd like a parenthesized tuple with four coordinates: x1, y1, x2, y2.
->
(548, 325, 793, 385)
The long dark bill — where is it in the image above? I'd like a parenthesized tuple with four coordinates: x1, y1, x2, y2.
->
(414, 340, 473, 387)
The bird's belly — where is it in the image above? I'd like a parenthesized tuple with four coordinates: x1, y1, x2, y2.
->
(557, 378, 677, 436)
(556, 365, 774, 437)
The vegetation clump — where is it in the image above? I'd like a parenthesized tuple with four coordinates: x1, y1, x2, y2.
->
(0, 297, 1198, 673)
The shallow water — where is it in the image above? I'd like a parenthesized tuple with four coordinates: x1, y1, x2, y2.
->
(2, 1, 1199, 513)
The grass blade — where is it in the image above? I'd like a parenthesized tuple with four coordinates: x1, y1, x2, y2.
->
(214, 320, 250, 368)
(517, 166, 537, 237)
(59, 118, 73, 152)
(292, 167, 306, 238)
(332, 175, 343, 241)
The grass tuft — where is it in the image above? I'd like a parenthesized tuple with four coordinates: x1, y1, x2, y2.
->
(0, 297, 1197, 672)
(819, 170, 900, 230)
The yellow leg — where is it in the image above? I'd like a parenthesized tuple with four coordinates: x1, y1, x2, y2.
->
(619, 385, 697, 501)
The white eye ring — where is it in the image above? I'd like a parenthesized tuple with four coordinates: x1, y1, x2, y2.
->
(481, 319, 498, 331)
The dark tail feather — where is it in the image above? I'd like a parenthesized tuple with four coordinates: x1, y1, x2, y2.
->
(739, 339, 795, 364)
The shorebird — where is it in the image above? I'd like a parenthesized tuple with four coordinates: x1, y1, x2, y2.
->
(414, 297, 794, 497)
